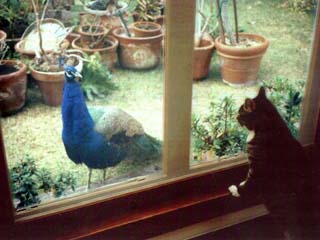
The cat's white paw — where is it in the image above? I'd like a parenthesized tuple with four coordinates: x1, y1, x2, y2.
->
(228, 185, 240, 197)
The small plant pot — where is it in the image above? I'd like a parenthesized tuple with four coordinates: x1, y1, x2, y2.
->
(0, 30, 7, 42)
(14, 39, 70, 60)
(78, 25, 110, 49)
(0, 60, 27, 116)
(112, 27, 163, 70)
(215, 33, 269, 86)
(131, 21, 162, 37)
(193, 36, 215, 80)
(72, 36, 119, 70)
(29, 66, 64, 107)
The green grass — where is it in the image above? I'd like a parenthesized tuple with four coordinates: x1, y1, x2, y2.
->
(1, 0, 317, 197)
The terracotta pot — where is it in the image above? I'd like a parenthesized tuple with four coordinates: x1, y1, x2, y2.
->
(131, 21, 162, 38)
(0, 30, 7, 42)
(14, 39, 70, 60)
(78, 25, 110, 49)
(72, 36, 119, 70)
(29, 67, 64, 106)
(215, 33, 269, 86)
(112, 27, 163, 70)
(0, 60, 27, 116)
(193, 37, 215, 80)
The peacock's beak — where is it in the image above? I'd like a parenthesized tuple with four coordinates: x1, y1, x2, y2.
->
(74, 71, 82, 81)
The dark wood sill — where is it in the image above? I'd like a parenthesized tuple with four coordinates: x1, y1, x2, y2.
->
(10, 162, 260, 240)
(5, 144, 319, 240)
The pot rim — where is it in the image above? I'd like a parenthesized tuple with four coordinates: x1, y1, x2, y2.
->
(79, 25, 110, 37)
(29, 65, 64, 76)
(0, 60, 26, 80)
(215, 33, 269, 56)
(194, 39, 215, 51)
(112, 27, 163, 41)
(72, 35, 119, 52)
(15, 39, 70, 55)
(131, 21, 162, 32)
(0, 30, 7, 41)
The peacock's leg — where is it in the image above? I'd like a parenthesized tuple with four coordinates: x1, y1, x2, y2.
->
(88, 168, 92, 189)
(103, 169, 106, 182)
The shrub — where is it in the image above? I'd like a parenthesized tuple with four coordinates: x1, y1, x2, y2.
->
(9, 155, 77, 209)
(10, 155, 40, 209)
(82, 53, 115, 101)
(191, 96, 247, 159)
(287, 0, 317, 12)
(262, 77, 305, 138)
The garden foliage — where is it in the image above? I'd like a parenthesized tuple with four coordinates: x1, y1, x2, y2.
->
(10, 155, 76, 210)
(287, 0, 317, 12)
(192, 77, 305, 160)
(192, 96, 247, 159)
(82, 53, 115, 101)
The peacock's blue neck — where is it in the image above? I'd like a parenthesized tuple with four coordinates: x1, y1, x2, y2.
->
(61, 81, 95, 145)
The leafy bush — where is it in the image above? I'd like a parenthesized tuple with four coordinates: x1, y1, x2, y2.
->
(10, 155, 40, 209)
(9, 155, 77, 210)
(287, 0, 317, 12)
(53, 172, 76, 198)
(82, 53, 116, 101)
(191, 96, 247, 159)
(262, 77, 305, 138)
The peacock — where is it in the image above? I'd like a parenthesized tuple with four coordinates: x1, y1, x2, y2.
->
(61, 65, 162, 188)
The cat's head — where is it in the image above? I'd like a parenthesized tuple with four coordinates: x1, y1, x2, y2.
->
(237, 87, 273, 131)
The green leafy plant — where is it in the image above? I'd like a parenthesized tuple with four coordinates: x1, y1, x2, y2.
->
(287, 0, 317, 12)
(191, 96, 247, 159)
(9, 155, 78, 210)
(82, 53, 115, 101)
(134, 0, 162, 21)
(263, 77, 305, 138)
(53, 172, 76, 198)
(0, 0, 35, 38)
(9, 155, 40, 209)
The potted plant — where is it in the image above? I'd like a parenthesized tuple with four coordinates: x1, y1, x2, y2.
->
(130, 21, 162, 37)
(193, 0, 216, 80)
(80, 1, 129, 31)
(132, 0, 164, 26)
(0, 40, 27, 116)
(27, 0, 83, 106)
(72, 35, 119, 70)
(214, 0, 269, 86)
(0, 0, 32, 49)
(78, 24, 110, 49)
(112, 26, 163, 70)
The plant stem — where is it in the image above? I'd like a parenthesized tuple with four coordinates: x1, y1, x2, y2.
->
(233, 0, 239, 43)
(216, 0, 225, 44)
(31, 0, 49, 62)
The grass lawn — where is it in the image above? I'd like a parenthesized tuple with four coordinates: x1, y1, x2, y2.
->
(1, 0, 316, 195)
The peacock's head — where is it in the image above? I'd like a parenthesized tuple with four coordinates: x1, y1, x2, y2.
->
(64, 65, 82, 83)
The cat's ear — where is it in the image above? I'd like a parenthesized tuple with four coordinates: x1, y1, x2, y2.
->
(244, 98, 256, 113)
(257, 87, 266, 98)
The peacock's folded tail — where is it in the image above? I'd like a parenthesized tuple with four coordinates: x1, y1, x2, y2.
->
(110, 132, 162, 163)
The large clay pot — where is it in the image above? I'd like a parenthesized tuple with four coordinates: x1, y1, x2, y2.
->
(0, 60, 27, 116)
(193, 36, 215, 80)
(112, 27, 163, 70)
(14, 39, 70, 60)
(72, 36, 119, 70)
(29, 66, 64, 107)
(215, 33, 269, 86)
(131, 21, 162, 37)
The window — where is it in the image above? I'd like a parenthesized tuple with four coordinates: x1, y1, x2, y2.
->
(1, 1, 320, 239)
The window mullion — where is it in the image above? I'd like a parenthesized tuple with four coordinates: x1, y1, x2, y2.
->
(299, 4, 320, 145)
(163, 0, 196, 177)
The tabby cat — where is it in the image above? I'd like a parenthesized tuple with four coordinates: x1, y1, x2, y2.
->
(229, 87, 309, 239)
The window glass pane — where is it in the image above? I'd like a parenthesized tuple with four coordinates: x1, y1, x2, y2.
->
(0, 0, 164, 211)
(191, 0, 317, 165)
